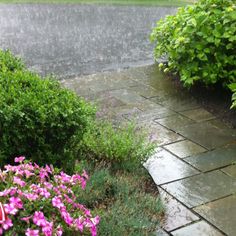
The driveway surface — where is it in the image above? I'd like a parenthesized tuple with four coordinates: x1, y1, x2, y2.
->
(0, 4, 175, 78)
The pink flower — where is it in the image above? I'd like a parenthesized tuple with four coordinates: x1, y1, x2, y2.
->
(0, 170, 6, 182)
(39, 169, 48, 180)
(60, 208, 73, 226)
(13, 176, 26, 187)
(23, 193, 39, 201)
(24, 170, 34, 178)
(64, 194, 73, 204)
(9, 187, 18, 196)
(52, 197, 64, 209)
(14, 156, 25, 163)
(75, 217, 84, 232)
(90, 225, 97, 236)
(84, 209, 91, 217)
(42, 221, 53, 236)
(0, 158, 100, 235)
(9, 197, 23, 209)
(21, 215, 32, 224)
(25, 228, 40, 236)
(44, 182, 53, 190)
(4, 203, 18, 215)
(33, 211, 47, 227)
(38, 188, 50, 199)
(55, 225, 63, 236)
(2, 218, 13, 230)
(58, 172, 71, 184)
(91, 216, 100, 225)
(82, 170, 89, 180)
(0, 189, 11, 197)
(45, 165, 52, 174)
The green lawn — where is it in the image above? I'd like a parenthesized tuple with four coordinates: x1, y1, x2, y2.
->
(0, 0, 196, 6)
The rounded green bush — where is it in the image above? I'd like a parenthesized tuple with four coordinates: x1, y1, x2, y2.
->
(151, 0, 236, 106)
(0, 68, 95, 171)
(0, 49, 25, 72)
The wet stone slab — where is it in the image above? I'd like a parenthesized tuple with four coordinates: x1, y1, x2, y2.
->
(164, 140, 207, 159)
(140, 122, 184, 146)
(184, 144, 236, 172)
(150, 95, 200, 112)
(124, 107, 176, 122)
(155, 114, 195, 131)
(95, 97, 126, 110)
(109, 89, 149, 106)
(158, 189, 199, 232)
(221, 165, 236, 178)
(88, 77, 138, 92)
(171, 221, 224, 236)
(144, 148, 199, 185)
(194, 195, 236, 236)
(175, 120, 236, 150)
(129, 84, 162, 98)
(156, 228, 169, 236)
(180, 108, 216, 122)
(162, 170, 236, 208)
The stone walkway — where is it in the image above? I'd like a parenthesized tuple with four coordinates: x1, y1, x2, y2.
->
(61, 64, 236, 236)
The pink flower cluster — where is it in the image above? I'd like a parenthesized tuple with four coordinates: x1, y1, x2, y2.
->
(0, 157, 100, 236)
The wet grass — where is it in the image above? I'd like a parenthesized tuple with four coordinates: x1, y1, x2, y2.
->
(0, 0, 196, 7)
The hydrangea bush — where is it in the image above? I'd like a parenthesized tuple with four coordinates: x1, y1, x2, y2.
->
(151, 0, 236, 108)
(0, 157, 99, 236)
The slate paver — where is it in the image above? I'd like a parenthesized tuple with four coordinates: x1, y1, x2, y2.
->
(158, 188, 199, 232)
(156, 228, 169, 236)
(129, 84, 161, 98)
(150, 96, 199, 112)
(162, 170, 236, 208)
(221, 165, 236, 178)
(109, 89, 149, 105)
(124, 107, 176, 122)
(140, 122, 184, 146)
(185, 144, 236, 172)
(144, 148, 199, 185)
(175, 120, 236, 150)
(155, 114, 195, 131)
(136, 100, 170, 112)
(180, 108, 216, 122)
(88, 77, 138, 92)
(95, 96, 126, 109)
(164, 140, 207, 159)
(194, 195, 236, 236)
(171, 221, 224, 236)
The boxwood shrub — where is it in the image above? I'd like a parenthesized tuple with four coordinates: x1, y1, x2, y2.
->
(0, 49, 25, 72)
(0, 56, 95, 171)
(151, 0, 236, 107)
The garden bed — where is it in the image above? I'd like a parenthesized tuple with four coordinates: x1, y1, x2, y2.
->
(0, 49, 163, 235)
(76, 160, 164, 235)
